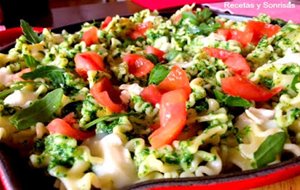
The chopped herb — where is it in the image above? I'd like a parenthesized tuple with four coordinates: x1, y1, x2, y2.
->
(83, 112, 138, 129)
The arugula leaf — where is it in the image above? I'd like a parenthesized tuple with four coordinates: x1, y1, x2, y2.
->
(83, 112, 138, 129)
(24, 54, 40, 68)
(22, 66, 65, 88)
(10, 88, 64, 130)
(254, 132, 286, 168)
(20, 20, 42, 44)
(214, 90, 252, 108)
(148, 64, 170, 85)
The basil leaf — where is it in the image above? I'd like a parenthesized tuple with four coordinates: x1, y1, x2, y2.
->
(148, 64, 170, 85)
(22, 66, 65, 88)
(24, 54, 40, 68)
(83, 112, 138, 129)
(10, 88, 64, 130)
(20, 20, 42, 44)
(214, 90, 252, 108)
(0, 89, 15, 100)
(254, 132, 286, 168)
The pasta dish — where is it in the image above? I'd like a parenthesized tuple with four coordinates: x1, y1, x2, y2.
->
(0, 4, 300, 190)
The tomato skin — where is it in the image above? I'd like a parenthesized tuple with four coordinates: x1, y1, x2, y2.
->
(158, 65, 191, 99)
(217, 28, 231, 40)
(145, 46, 165, 61)
(246, 21, 280, 45)
(224, 54, 250, 76)
(204, 47, 250, 76)
(90, 77, 124, 113)
(123, 54, 154, 77)
(229, 29, 253, 47)
(203, 47, 233, 60)
(101, 16, 112, 29)
(63, 112, 77, 126)
(74, 52, 105, 78)
(149, 89, 187, 148)
(129, 22, 153, 40)
(81, 27, 98, 46)
(140, 85, 162, 106)
(47, 118, 94, 141)
(217, 29, 253, 47)
(221, 75, 282, 102)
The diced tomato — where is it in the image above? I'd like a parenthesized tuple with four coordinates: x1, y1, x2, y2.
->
(74, 52, 105, 78)
(224, 54, 250, 76)
(140, 85, 162, 106)
(246, 21, 280, 45)
(150, 122, 160, 131)
(47, 118, 94, 141)
(81, 27, 98, 46)
(221, 75, 282, 102)
(149, 89, 187, 148)
(90, 77, 124, 113)
(101, 16, 112, 29)
(158, 65, 191, 99)
(171, 14, 182, 25)
(229, 29, 253, 47)
(203, 47, 233, 60)
(63, 112, 77, 126)
(145, 46, 165, 61)
(204, 47, 250, 76)
(123, 54, 154, 77)
(129, 22, 153, 40)
(217, 29, 253, 47)
(217, 28, 231, 40)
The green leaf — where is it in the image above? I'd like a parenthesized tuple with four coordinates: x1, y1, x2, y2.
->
(214, 90, 252, 108)
(83, 112, 138, 129)
(22, 66, 65, 88)
(197, 22, 221, 36)
(24, 54, 40, 68)
(10, 88, 64, 130)
(182, 12, 199, 25)
(148, 64, 170, 85)
(196, 8, 213, 22)
(145, 54, 159, 64)
(254, 132, 286, 168)
(165, 50, 180, 61)
(20, 20, 42, 44)
(291, 74, 300, 92)
(0, 89, 15, 100)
